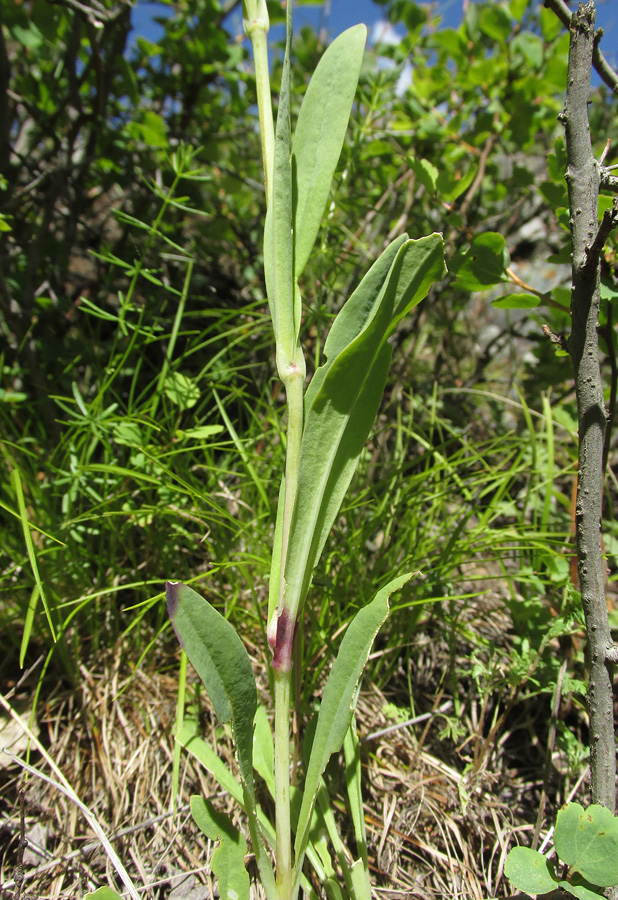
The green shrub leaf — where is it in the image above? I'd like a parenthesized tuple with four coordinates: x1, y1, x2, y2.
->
(492, 293, 541, 309)
(452, 232, 510, 290)
(555, 803, 618, 887)
(504, 845, 558, 893)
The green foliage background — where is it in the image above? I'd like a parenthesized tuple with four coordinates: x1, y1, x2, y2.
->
(1, 0, 617, 799)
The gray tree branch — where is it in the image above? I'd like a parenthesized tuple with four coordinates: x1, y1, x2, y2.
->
(561, 1, 617, 813)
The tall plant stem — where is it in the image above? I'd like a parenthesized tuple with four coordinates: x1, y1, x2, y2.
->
(243, 3, 275, 204)
(278, 372, 305, 608)
(273, 370, 304, 897)
(274, 668, 293, 898)
(559, 0, 616, 812)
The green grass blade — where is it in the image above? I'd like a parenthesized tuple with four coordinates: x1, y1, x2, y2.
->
(11, 466, 56, 657)
(213, 388, 270, 509)
(171, 648, 188, 808)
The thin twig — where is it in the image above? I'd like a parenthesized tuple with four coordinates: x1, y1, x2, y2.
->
(544, 0, 618, 95)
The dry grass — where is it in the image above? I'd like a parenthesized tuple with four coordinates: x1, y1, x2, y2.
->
(0, 610, 580, 900)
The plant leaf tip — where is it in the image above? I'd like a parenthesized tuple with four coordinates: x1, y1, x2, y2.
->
(166, 581, 181, 616)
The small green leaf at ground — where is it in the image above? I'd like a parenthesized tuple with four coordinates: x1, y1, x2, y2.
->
(163, 372, 200, 409)
(191, 796, 250, 900)
(175, 425, 225, 440)
(504, 845, 558, 894)
(112, 422, 143, 446)
(554, 803, 618, 887)
(83, 889, 124, 900)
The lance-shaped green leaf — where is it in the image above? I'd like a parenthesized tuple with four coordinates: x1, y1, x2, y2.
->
(166, 583, 276, 897)
(191, 796, 251, 900)
(263, 1, 298, 364)
(292, 24, 366, 281)
(166, 582, 256, 792)
(304, 234, 406, 410)
(292, 575, 410, 893)
(270, 235, 444, 669)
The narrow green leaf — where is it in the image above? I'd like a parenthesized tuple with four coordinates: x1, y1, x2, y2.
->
(174, 691, 278, 898)
(11, 467, 56, 657)
(79, 464, 160, 485)
(344, 725, 371, 899)
(504, 846, 558, 894)
(305, 234, 406, 407)
(263, 1, 296, 355)
(191, 796, 250, 900)
(292, 24, 367, 280)
(293, 575, 410, 886)
(170, 622, 277, 894)
(177, 719, 245, 804)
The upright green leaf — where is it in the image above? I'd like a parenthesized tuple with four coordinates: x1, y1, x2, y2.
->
(292, 574, 411, 891)
(177, 719, 244, 805)
(284, 235, 445, 627)
(263, 0, 297, 359)
(304, 234, 407, 408)
(292, 24, 367, 280)
(166, 581, 257, 791)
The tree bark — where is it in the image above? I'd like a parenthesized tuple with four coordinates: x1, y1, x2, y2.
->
(562, 1, 616, 813)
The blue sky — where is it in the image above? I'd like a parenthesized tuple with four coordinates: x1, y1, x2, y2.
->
(131, 0, 617, 83)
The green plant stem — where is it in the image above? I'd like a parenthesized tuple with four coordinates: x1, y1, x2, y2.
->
(247, 24, 274, 205)
(273, 368, 305, 898)
(274, 668, 293, 898)
(278, 369, 305, 610)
